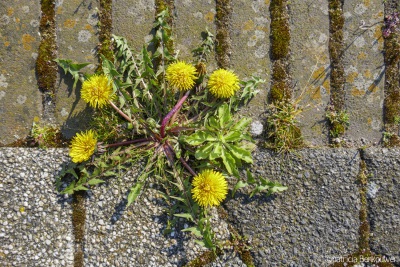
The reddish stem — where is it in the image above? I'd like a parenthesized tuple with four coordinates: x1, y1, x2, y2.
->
(160, 90, 191, 138)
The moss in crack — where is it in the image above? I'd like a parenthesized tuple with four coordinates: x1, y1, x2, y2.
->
(270, 61, 290, 102)
(269, 0, 291, 104)
(383, 2, 400, 146)
(97, 0, 114, 71)
(269, 0, 290, 61)
(327, 0, 347, 143)
(215, 0, 232, 69)
(72, 190, 86, 267)
(36, 0, 57, 96)
(329, 157, 395, 267)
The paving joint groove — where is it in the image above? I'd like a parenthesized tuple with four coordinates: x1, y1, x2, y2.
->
(382, 0, 400, 146)
(215, 0, 232, 69)
(36, 0, 58, 122)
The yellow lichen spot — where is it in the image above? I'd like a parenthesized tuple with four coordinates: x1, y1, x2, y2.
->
(22, 34, 35, 51)
(15, 17, 20, 24)
(363, 0, 370, 7)
(243, 20, 254, 31)
(323, 79, 330, 94)
(84, 24, 93, 31)
(19, 206, 25, 213)
(7, 7, 14, 16)
(364, 70, 372, 79)
(312, 66, 327, 80)
(310, 86, 321, 100)
(256, 25, 269, 32)
(33, 116, 40, 123)
(64, 19, 76, 28)
(358, 52, 367, 60)
(374, 26, 384, 46)
(346, 72, 358, 83)
(205, 12, 214, 23)
(265, 0, 270, 5)
(56, 7, 63, 15)
(351, 88, 365, 97)
(368, 83, 379, 93)
(367, 117, 372, 125)
(4, 41, 10, 47)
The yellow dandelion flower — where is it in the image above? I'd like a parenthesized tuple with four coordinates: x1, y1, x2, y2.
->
(191, 170, 228, 207)
(208, 69, 240, 98)
(166, 61, 197, 91)
(81, 74, 113, 108)
(69, 130, 97, 163)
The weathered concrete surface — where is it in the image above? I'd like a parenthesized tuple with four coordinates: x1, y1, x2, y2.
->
(363, 147, 400, 263)
(291, 0, 331, 146)
(231, 0, 270, 124)
(0, 1, 42, 145)
(0, 148, 73, 267)
(174, 0, 216, 63)
(54, 0, 99, 139)
(113, 0, 155, 52)
(0, 0, 395, 147)
(343, 1, 384, 147)
(226, 148, 361, 266)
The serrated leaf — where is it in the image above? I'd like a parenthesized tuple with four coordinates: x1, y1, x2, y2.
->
(185, 131, 216, 146)
(74, 185, 89, 191)
(209, 142, 222, 160)
(207, 116, 219, 130)
(226, 143, 253, 163)
(182, 227, 202, 237)
(174, 213, 194, 222)
(127, 182, 144, 206)
(231, 117, 252, 131)
(246, 169, 256, 184)
(232, 180, 248, 197)
(218, 103, 231, 128)
(195, 143, 214, 160)
(221, 149, 237, 175)
(268, 184, 288, 195)
(87, 178, 105, 186)
(223, 131, 242, 143)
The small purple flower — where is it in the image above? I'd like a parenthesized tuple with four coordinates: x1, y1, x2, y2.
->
(383, 12, 399, 38)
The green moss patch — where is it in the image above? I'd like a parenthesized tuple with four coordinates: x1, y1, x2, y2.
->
(36, 0, 57, 95)
(98, 0, 114, 69)
(215, 0, 232, 68)
(327, 0, 347, 142)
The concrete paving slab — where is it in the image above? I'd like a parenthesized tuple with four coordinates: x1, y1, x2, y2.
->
(363, 147, 400, 264)
(174, 0, 216, 63)
(226, 148, 361, 266)
(343, 0, 384, 146)
(230, 0, 270, 122)
(113, 0, 155, 52)
(0, 1, 42, 145)
(54, 0, 100, 139)
(291, 0, 331, 146)
(0, 148, 73, 267)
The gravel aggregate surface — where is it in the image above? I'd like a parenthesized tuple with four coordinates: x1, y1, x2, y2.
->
(0, 148, 73, 267)
(226, 148, 361, 267)
(1, 147, 399, 266)
(363, 148, 400, 264)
